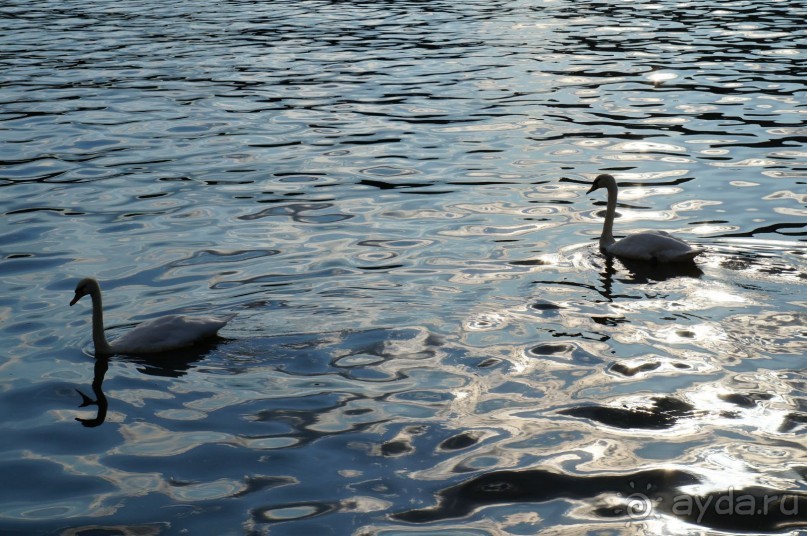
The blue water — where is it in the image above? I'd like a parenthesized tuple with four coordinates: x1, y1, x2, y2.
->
(1, 0, 806, 534)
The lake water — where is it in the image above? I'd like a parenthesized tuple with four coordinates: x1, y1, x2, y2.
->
(1, 0, 806, 534)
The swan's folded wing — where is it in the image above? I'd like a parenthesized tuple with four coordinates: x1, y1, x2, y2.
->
(111, 314, 234, 354)
(610, 231, 702, 262)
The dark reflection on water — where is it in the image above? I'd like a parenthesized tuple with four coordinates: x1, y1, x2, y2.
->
(73, 342, 223, 427)
(559, 395, 696, 430)
(74, 358, 109, 428)
(1, 0, 807, 533)
(396, 466, 807, 533)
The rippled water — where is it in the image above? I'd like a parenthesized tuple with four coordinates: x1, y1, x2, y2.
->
(1, 0, 806, 534)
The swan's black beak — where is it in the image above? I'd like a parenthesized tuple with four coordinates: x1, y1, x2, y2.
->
(586, 184, 598, 194)
(70, 292, 83, 306)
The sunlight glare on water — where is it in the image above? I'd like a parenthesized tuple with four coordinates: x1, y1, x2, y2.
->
(1, 0, 806, 534)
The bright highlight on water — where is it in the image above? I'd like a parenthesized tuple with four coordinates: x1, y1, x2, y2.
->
(1, 0, 805, 534)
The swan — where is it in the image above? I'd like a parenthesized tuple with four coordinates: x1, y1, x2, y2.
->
(70, 277, 234, 356)
(587, 174, 703, 263)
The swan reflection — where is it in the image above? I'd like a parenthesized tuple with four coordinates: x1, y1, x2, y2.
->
(74, 348, 211, 427)
(74, 357, 109, 428)
(598, 255, 704, 302)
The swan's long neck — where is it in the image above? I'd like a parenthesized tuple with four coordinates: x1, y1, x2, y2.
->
(600, 180, 618, 252)
(88, 287, 113, 356)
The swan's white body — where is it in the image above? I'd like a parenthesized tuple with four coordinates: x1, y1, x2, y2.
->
(71, 278, 234, 356)
(587, 174, 703, 263)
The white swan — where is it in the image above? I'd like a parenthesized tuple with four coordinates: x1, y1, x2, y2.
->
(70, 277, 234, 356)
(587, 174, 703, 263)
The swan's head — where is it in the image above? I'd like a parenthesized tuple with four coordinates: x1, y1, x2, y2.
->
(587, 173, 616, 194)
(70, 277, 100, 306)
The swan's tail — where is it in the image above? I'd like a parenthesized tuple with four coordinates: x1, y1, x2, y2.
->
(212, 313, 237, 333)
(670, 248, 704, 262)
(220, 313, 237, 324)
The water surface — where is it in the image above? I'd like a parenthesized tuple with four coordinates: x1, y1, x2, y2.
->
(1, 0, 806, 534)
